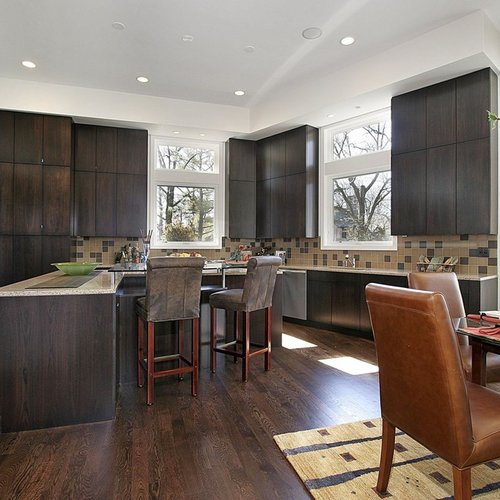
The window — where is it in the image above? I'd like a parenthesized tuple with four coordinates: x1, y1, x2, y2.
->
(320, 111, 396, 250)
(150, 137, 225, 249)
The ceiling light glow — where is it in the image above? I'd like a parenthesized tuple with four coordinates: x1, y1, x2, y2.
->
(22, 60, 36, 69)
(137, 76, 149, 83)
(111, 22, 126, 31)
(182, 34, 194, 42)
(302, 27, 322, 40)
(244, 45, 255, 53)
(327, 113, 334, 118)
(173, 131, 180, 134)
(200, 133, 206, 137)
(234, 90, 245, 96)
(340, 36, 355, 46)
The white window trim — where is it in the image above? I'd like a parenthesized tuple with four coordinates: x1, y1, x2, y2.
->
(319, 110, 397, 251)
(149, 136, 225, 249)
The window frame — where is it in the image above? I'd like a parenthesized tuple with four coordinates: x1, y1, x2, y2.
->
(319, 109, 397, 251)
(149, 136, 225, 249)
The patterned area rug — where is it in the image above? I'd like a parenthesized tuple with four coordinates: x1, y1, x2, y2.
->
(274, 419, 500, 499)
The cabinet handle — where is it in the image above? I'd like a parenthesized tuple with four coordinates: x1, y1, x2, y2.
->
(40, 224, 44, 229)
(41, 158, 44, 164)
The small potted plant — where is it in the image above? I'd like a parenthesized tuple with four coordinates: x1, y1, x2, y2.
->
(487, 110, 499, 129)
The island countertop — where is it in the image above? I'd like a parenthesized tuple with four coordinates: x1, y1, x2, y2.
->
(0, 270, 120, 297)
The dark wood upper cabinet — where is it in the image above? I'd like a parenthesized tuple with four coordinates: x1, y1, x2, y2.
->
(457, 138, 494, 235)
(227, 139, 255, 181)
(14, 163, 43, 235)
(14, 113, 43, 164)
(96, 127, 117, 172)
(74, 171, 96, 236)
(456, 68, 494, 143)
(285, 125, 317, 176)
(0, 162, 14, 234)
(228, 180, 255, 238)
(0, 235, 13, 286)
(116, 174, 147, 237)
(391, 150, 427, 235)
(285, 173, 306, 238)
(256, 179, 271, 238)
(116, 128, 148, 175)
(75, 124, 117, 172)
(270, 177, 286, 238)
(269, 133, 286, 178)
(256, 137, 271, 181)
(43, 115, 72, 166)
(96, 173, 116, 236)
(426, 79, 456, 148)
(0, 111, 14, 162)
(43, 166, 71, 235)
(426, 145, 456, 234)
(391, 89, 426, 154)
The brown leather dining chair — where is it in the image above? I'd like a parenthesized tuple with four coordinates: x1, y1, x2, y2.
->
(209, 256, 281, 382)
(366, 283, 500, 500)
(408, 271, 500, 382)
(136, 256, 205, 405)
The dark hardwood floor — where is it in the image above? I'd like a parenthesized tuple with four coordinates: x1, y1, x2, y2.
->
(0, 322, 381, 499)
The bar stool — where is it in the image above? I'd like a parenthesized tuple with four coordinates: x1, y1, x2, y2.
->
(209, 256, 281, 382)
(136, 256, 204, 405)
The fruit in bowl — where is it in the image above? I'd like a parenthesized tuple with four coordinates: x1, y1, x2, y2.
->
(52, 262, 100, 276)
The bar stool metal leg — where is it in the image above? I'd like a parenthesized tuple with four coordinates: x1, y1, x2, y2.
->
(178, 320, 185, 381)
(192, 318, 199, 396)
(242, 312, 250, 382)
(234, 311, 240, 363)
(265, 306, 272, 371)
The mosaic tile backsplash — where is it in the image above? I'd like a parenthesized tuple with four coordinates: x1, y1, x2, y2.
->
(73, 234, 497, 276)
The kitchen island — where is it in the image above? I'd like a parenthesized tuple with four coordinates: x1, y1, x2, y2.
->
(0, 271, 119, 433)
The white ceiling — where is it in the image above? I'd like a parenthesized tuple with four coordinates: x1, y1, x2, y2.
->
(1, 0, 500, 138)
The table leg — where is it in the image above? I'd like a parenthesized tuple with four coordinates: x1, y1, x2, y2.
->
(470, 339, 487, 386)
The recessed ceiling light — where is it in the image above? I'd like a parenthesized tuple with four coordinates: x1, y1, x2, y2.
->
(200, 133, 206, 137)
(302, 27, 322, 40)
(173, 131, 180, 134)
(182, 34, 194, 42)
(111, 21, 126, 31)
(234, 90, 245, 96)
(22, 60, 36, 69)
(244, 45, 255, 53)
(327, 113, 335, 118)
(340, 36, 355, 46)
(137, 76, 149, 83)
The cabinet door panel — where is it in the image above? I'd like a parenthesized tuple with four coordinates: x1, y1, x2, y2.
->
(0, 235, 13, 285)
(43, 165, 71, 235)
(116, 174, 147, 237)
(116, 129, 147, 175)
(0, 163, 14, 234)
(269, 134, 286, 178)
(256, 179, 271, 238)
(43, 116, 72, 166)
(391, 90, 426, 154)
(426, 145, 456, 234)
(97, 127, 117, 173)
(391, 151, 427, 235)
(331, 273, 360, 330)
(256, 138, 271, 181)
(42, 236, 71, 274)
(285, 126, 306, 175)
(0, 111, 14, 162)
(285, 173, 306, 238)
(270, 177, 286, 238)
(307, 279, 332, 325)
(96, 173, 116, 237)
(228, 180, 255, 238)
(426, 79, 456, 148)
(457, 138, 491, 234)
(74, 171, 96, 236)
(456, 69, 492, 142)
(15, 113, 43, 164)
(14, 163, 43, 235)
(227, 139, 255, 181)
(13, 236, 42, 282)
(74, 124, 96, 171)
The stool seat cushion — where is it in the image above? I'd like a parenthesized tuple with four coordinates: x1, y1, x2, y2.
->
(209, 289, 246, 311)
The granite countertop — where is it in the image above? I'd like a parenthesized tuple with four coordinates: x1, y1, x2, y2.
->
(0, 270, 121, 297)
(281, 264, 497, 281)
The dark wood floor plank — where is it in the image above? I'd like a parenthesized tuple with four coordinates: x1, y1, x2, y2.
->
(0, 322, 385, 499)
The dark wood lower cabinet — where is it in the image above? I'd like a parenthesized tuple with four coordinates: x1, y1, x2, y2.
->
(0, 293, 116, 432)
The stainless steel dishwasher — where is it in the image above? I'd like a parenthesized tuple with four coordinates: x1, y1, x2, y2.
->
(282, 269, 307, 320)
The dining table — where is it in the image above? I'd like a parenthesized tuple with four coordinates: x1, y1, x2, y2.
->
(455, 316, 500, 386)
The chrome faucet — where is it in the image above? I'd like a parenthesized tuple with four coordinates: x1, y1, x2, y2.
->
(344, 253, 356, 268)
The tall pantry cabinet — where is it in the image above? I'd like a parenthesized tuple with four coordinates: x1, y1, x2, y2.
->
(0, 111, 72, 285)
